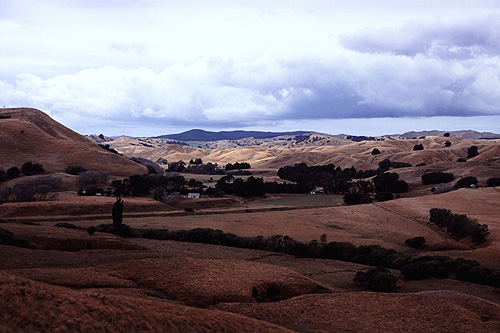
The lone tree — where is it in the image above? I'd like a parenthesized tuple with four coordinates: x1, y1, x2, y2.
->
(112, 197, 124, 227)
(467, 146, 479, 159)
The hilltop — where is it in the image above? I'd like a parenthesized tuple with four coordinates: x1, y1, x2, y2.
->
(0, 108, 147, 177)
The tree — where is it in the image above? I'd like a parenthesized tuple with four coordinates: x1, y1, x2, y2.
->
(405, 237, 426, 249)
(21, 162, 45, 176)
(354, 267, 397, 292)
(443, 132, 450, 137)
(455, 176, 478, 189)
(112, 197, 124, 226)
(6, 167, 20, 180)
(413, 144, 424, 151)
(371, 148, 381, 155)
(467, 146, 479, 159)
(444, 140, 451, 147)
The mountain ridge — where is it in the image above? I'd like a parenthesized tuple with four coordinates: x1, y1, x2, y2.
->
(154, 129, 318, 142)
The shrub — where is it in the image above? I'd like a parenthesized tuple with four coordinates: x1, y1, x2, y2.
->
(354, 267, 397, 292)
(486, 177, 500, 187)
(65, 165, 87, 175)
(371, 148, 381, 155)
(457, 158, 467, 162)
(413, 144, 424, 151)
(0, 170, 6, 182)
(95, 223, 137, 238)
(416, 162, 427, 167)
(77, 171, 110, 186)
(444, 140, 451, 147)
(87, 226, 96, 235)
(55, 222, 84, 230)
(421, 172, 454, 185)
(21, 162, 45, 176)
(455, 176, 478, 189)
(467, 146, 479, 159)
(405, 237, 426, 249)
(6, 167, 20, 180)
(443, 132, 450, 137)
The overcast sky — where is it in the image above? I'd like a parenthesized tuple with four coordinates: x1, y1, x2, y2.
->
(1, 0, 500, 136)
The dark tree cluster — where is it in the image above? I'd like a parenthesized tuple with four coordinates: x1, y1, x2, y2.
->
(141, 227, 409, 269)
(401, 255, 500, 288)
(429, 208, 489, 243)
(111, 174, 187, 197)
(215, 175, 311, 198)
(189, 158, 203, 165)
(131, 157, 164, 175)
(421, 172, 454, 185)
(354, 267, 397, 292)
(65, 165, 87, 175)
(0, 162, 46, 183)
(486, 177, 500, 187)
(354, 159, 411, 179)
(98, 144, 119, 154)
(184, 162, 225, 175)
(467, 145, 479, 159)
(167, 160, 186, 172)
(413, 144, 424, 151)
(277, 163, 356, 194)
(455, 176, 478, 189)
(405, 236, 426, 249)
(373, 172, 408, 194)
(21, 162, 45, 176)
(0, 167, 20, 182)
(225, 162, 251, 170)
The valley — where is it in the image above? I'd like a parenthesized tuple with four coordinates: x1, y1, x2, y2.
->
(2, 108, 500, 332)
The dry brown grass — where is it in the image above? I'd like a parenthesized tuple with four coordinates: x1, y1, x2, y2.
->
(0, 272, 290, 332)
(0, 108, 146, 176)
(215, 291, 500, 332)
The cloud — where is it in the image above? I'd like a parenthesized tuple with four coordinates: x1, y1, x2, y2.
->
(2, 10, 500, 135)
(2, 48, 500, 134)
(339, 15, 500, 59)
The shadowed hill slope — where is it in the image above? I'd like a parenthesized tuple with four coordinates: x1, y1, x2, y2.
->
(0, 108, 147, 176)
(0, 272, 290, 332)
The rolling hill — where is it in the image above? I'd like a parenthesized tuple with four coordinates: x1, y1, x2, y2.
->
(0, 108, 147, 177)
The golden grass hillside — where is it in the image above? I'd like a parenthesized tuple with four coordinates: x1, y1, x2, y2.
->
(0, 108, 147, 177)
(110, 134, 500, 175)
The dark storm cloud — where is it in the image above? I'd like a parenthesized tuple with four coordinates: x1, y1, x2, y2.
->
(339, 15, 500, 59)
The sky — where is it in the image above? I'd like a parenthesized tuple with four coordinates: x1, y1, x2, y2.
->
(1, 0, 500, 136)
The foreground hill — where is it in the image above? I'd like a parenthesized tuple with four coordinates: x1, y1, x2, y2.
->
(0, 108, 146, 177)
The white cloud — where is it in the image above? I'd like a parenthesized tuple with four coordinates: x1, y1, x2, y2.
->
(1, 1, 500, 135)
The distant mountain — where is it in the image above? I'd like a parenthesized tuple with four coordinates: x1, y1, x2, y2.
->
(397, 130, 500, 140)
(155, 129, 316, 142)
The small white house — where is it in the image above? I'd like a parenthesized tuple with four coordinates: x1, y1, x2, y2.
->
(187, 193, 200, 198)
